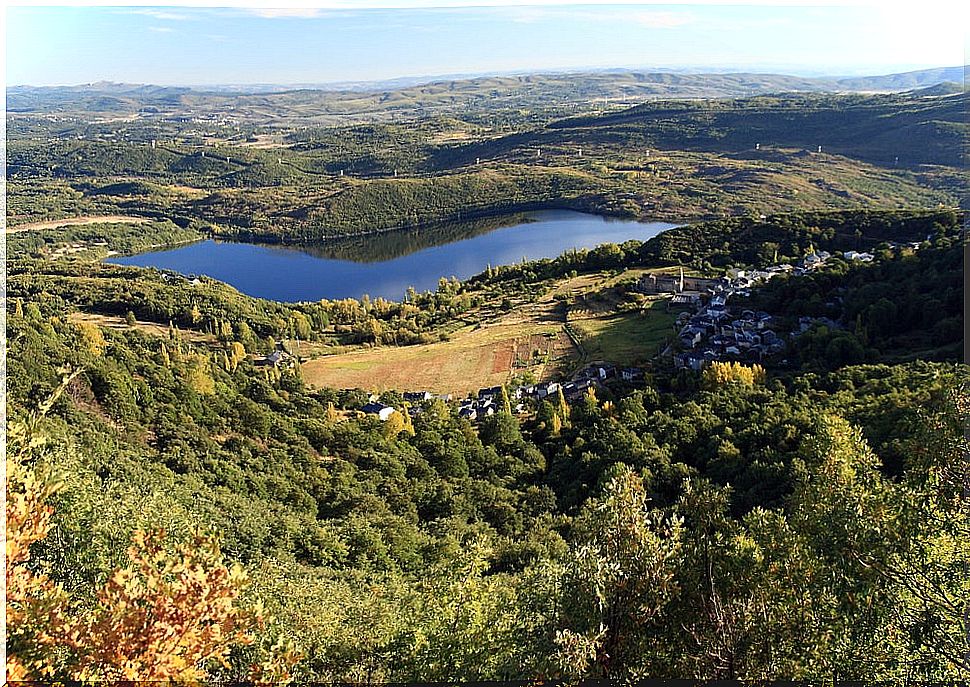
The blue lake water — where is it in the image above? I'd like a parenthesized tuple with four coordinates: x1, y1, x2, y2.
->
(108, 210, 676, 302)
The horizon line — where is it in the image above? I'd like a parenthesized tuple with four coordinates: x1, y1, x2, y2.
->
(8, 62, 966, 91)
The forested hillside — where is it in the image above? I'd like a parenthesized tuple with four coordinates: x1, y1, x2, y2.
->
(6, 90, 963, 242)
(434, 92, 969, 169)
(7, 211, 968, 681)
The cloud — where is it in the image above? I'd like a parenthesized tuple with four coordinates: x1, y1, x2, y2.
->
(495, 6, 695, 29)
(128, 9, 191, 21)
(243, 8, 327, 19)
(149, 26, 175, 33)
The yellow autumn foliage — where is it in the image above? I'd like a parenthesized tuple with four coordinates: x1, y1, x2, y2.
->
(701, 361, 766, 389)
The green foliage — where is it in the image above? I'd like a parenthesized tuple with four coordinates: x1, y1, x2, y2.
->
(6, 92, 967, 681)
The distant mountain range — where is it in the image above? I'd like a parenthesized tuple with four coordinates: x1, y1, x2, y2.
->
(7, 66, 965, 122)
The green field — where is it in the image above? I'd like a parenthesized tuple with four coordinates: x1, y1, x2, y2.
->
(568, 299, 677, 367)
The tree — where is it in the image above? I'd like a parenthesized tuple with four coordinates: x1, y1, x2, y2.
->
(701, 362, 765, 390)
(555, 387, 570, 425)
(228, 342, 247, 372)
(5, 378, 300, 683)
(64, 529, 260, 682)
(291, 312, 312, 340)
(395, 539, 536, 681)
(235, 321, 257, 350)
(553, 465, 684, 679)
(499, 386, 512, 415)
(76, 322, 106, 357)
(549, 412, 563, 437)
(873, 387, 970, 678)
(383, 410, 408, 439)
(360, 318, 384, 344)
(6, 420, 71, 682)
(185, 354, 215, 395)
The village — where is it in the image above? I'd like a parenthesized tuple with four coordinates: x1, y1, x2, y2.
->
(659, 250, 857, 371)
(251, 243, 903, 424)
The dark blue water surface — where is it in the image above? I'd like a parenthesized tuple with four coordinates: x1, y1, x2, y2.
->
(108, 210, 676, 302)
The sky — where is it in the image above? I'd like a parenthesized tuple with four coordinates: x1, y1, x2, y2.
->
(5, 2, 968, 87)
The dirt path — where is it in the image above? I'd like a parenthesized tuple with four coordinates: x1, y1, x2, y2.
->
(6, 215, 150, 234)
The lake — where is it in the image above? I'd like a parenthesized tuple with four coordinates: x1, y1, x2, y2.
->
(108, 210, 677, 302)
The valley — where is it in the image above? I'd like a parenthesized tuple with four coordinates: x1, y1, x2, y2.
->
(6, 57, 968, 684)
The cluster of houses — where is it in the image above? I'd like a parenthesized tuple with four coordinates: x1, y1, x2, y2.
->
(159, 272, 205, 287)
(637, 251, 837, 310)
(359, 361, 647, 423)
(887, 240, 926, 252)
(457, 386, 516, 420)
(661, 245, 892, 370)
(651, 265, 794, 370)
(725, 250, 836, 295)
(673, 297, 785, 371)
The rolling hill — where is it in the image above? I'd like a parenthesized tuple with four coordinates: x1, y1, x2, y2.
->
(7, 66, 966, 124)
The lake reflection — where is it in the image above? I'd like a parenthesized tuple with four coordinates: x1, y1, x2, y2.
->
(108, 210, 677, 302)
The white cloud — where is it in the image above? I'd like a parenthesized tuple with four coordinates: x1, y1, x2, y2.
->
(243, 8, 327, 19)
(474, 5, 696, 27)
(128, 9, 191, 21)
(149, 26, 175, 33)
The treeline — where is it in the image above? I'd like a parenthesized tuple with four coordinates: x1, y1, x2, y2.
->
(196, 167, 611, 242)
(745, 239, 964, 368)
(5, 259, 475, 347)
(7, 219, 200, 260)
(637, 207, 961, 268)
(464, 208, 963, 288)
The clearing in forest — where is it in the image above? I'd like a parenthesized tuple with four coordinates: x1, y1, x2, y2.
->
(302, 305, 574, 395)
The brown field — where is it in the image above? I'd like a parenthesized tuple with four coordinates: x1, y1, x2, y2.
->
(7, 215, 150, 233)
(303, 300, 575, 395)
(302, 268, 676, 394)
